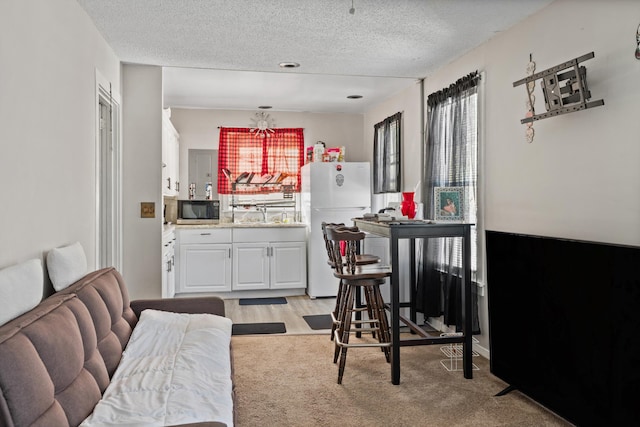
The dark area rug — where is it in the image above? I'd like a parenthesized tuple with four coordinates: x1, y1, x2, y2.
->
(303, 314, 333, 330)
(232, 322, 287, 335)
(239, 297, 287, 305)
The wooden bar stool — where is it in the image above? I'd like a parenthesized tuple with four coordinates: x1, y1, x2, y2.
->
(321, 222, 379, 342)
(326, 226, 392, 384)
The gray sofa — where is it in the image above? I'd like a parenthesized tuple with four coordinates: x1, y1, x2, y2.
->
(0, 267, 233, 427)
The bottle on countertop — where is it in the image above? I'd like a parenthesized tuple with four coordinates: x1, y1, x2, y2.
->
(313, 141, 325, 162)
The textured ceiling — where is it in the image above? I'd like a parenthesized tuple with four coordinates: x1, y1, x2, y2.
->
(76, 0, 554, 113)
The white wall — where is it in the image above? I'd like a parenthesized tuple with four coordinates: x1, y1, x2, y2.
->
(0, 0, 121, 294)
(4, 0, 638, 342)
(429, 0, 640, 247)
(122, 65, 163, 300)
(363, 82, 423, 213)
(169, 108, 364, 199)
(417, 0, 640, 355)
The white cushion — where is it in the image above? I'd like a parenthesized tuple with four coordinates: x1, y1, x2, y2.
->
(0, 258, 43, 325)
(46, 242, 87, 291)
(81, 309, 234, 427)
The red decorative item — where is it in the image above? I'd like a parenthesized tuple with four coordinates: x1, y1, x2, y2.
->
(400, 191, 417, 219)
(339, 240, 346, 256)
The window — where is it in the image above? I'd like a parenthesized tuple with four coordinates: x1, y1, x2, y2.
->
(426, 93, 478, 275)
(418, 71, 480, 333)
(373, 112, 402, 194)
(217, 127, 304, 194)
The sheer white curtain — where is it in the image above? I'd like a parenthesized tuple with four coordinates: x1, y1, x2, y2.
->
(418, 72, 480, 333)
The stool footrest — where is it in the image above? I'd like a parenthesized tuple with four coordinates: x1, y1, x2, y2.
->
(334, 330, 392, 348)
(331, 312, 379, 324)
(350, 319, 380, 325)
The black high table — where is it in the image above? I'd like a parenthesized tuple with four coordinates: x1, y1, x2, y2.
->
(353, 218, 474, 385)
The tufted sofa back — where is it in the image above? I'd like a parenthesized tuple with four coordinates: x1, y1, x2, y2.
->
(0, 268, 137, 427)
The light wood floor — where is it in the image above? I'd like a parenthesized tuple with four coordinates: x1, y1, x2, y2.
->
(224, 296, 336, 335)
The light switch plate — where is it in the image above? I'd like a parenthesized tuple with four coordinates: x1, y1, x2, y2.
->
(141, 202, 155, 218)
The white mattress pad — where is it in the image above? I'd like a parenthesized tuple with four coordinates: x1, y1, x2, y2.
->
(81, 309, 233, 427)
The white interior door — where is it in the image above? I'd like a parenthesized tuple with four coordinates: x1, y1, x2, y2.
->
(96, 78, 122, 271)
(189, 149, 217, 199)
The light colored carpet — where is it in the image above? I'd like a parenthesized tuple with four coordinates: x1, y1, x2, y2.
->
(231, 334, 573, 427)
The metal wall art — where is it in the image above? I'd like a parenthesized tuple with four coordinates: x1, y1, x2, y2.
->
(636, 23, 640, 60)
(524, 54, 536, 143)
(513, 52, 604, 125)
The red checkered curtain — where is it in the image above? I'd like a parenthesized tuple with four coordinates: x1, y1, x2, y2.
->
(217, 127, 304, 194)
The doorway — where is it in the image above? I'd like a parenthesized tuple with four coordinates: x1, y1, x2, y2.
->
(188, 149, 218, 199)
(96, 79, 122, 271)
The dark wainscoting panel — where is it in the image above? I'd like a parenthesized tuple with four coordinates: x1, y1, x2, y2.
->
(486, 230, 640, 426)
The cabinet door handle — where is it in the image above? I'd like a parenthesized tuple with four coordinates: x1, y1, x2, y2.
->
(167, 177, 171, 189)
(200, 232, 211, 236)
(228, 248, 231, 258)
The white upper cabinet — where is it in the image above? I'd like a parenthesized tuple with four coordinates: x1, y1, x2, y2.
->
(162, 108, 179, 196)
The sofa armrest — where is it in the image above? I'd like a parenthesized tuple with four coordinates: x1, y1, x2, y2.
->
(130, 297, 226, 319)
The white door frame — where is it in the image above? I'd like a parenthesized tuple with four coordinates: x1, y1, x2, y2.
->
(95, 69, 123, 271)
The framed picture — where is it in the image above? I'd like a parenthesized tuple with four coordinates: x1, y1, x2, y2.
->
(434, 187, 464, 221)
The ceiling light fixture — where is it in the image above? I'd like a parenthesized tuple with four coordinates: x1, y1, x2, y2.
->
(250, 112, 275, 138)
(349, 0, 355, 15)
(279, 62, 300, 69)
(347, 95, 363, 99)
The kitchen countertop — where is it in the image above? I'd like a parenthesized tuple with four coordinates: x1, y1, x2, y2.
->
(168, 222, 307, 229)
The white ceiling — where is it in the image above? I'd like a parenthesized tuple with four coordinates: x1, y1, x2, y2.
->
(76, 0, 554, 113)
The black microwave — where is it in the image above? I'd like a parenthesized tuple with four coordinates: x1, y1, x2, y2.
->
(177, 200, 220, 224)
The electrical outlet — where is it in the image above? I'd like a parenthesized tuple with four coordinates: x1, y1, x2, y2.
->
(141, 202, 155, 218)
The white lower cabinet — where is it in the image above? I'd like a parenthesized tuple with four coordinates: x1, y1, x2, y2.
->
(270, 242, 307, 289)
(231, 227, 307, 291)
(179, 244, 232, 292)
(162, 228, 176, 298)
(232, 243, 270, 290)
(175, 226, 306, 295)
(177, 229, 232, 293)
(232, 240, 307, 291)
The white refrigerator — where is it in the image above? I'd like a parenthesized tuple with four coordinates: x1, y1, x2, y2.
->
(301, 162, 371, 298)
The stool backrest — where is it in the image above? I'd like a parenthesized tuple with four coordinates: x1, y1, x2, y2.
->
(325, 226, 365, 275)
(321, 222, 359, 267)
(321, 222, 344, 268)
